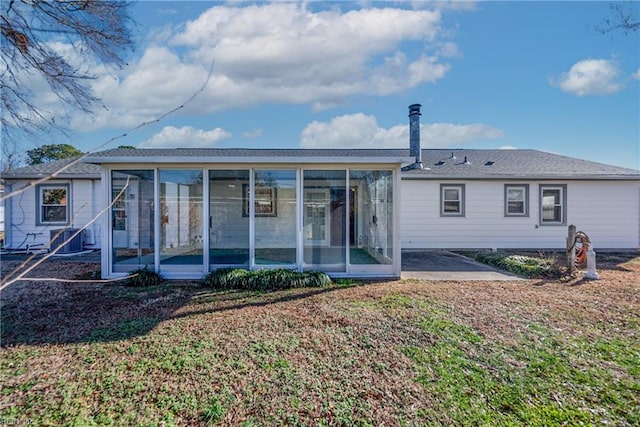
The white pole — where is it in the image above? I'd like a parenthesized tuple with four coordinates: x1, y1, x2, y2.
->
(584, 242, 599, 280)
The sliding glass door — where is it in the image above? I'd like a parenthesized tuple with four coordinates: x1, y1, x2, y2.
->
(209, 170, 250, 267)
(349, 170, 393, 272)
(303, 170, 347, 271)
(253, 170, 297, 266)
(159, 169, 204, 270)
(111, 170, 155, 272)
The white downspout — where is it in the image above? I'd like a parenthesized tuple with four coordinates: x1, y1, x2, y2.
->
(4, 183, 12, 248)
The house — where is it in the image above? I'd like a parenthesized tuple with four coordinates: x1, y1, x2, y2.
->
(2, 105, 639, 279)
(1, 157, 102, 253)
(400, 148, 640, 251)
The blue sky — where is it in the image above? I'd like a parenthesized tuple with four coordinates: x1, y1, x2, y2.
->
(49, 1, 639, 169)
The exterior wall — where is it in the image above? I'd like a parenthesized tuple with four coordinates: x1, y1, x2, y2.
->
(6, 176, 638, 252)
(3, 179, 102, 250)
(401, 179, 640, 250)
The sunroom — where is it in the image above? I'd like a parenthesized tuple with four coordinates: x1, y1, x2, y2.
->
(84, 148, 410, 279)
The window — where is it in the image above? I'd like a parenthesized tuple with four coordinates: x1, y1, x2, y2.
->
(440, 184, 465, 216)
(112, 185, 126, 231)
(242, 184, 277, 217)
(539, 185, 567, 225)
(504, 184, 529, 217)
(37, 184, 70, 225)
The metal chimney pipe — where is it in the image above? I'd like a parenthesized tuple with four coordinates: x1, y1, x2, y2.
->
(408, 103, 423, 169)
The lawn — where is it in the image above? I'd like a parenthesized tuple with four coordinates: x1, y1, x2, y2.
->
(1, 255, 639, 426)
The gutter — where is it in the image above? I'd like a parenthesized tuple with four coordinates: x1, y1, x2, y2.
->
(3, 182, 11, 248)
(400, 175, 640, 181)
(1, 174, 101, 180)
(83, 156, 415, 165)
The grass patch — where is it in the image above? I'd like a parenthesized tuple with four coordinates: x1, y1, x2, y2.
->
(201, 268, 332, 290)
(386, 296, 639, 426)
(202, 390, 234, 425)
(333, 278, 364, 288)
(89, 317, 159, 342)
(2, 259, 638, 425)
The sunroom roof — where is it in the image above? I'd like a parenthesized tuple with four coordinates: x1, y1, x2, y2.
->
(82, 148, 413, 165)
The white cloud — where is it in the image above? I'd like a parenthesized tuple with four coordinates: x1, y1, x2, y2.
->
(242, 129, 263, 138)
(300, 113, 504, 148)
(369, 52, 450, 95)
(71, 46, 212, 131)
(412, 1, 478, 11)
(435, 41, 460, 58)
(552, 59, 622, 96)
(632, 69, 640, 80)
(69, 3, 457, 130)
(139, 126, 231, 148)
(426, 122, 504, 145)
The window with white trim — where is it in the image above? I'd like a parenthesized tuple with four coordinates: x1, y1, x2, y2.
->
(112, 185, 127, 231)
(440, 184, 465, 216)
(37, 184, 70, 225)
(539, 185, 566, 225)
(504, 184, 529, 217)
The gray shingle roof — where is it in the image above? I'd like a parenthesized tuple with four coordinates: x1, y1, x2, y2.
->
(84, 147, 639, 180)
(83, 147, 410, 159)
(1, 156, 102, 179)
(4, 149, 637, 181)
(404, 149, 640, 179)
(82, 148, 413, 166)
(87, 148, 411, 157)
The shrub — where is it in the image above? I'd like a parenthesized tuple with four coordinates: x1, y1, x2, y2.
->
(473, 252, 553, 277)
(202, 268, 250, 289)
(126, 267, 163, 287)
(201, 268, 332, 290)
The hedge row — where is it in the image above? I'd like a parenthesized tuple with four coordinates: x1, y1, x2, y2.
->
(201, 268, 333, 290)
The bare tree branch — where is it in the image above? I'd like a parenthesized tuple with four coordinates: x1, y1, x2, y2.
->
(594, 2, 639, 35)
(1, 59, 215, 289)
(1, 0, 134, 153)
(1, 59, 215, 202)
(9, 276, 136, 283)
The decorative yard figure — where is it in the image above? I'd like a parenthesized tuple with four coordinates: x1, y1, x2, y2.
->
(567, 225, 599, 279)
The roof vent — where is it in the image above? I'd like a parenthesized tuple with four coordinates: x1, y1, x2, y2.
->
(485, 161, 495, 166)
(449, 152, 457, 160)
(435, 160, 445, 166)
(463, 156, 471, 165)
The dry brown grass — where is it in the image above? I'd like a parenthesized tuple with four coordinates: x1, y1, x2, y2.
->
(1, 254, 638, 425)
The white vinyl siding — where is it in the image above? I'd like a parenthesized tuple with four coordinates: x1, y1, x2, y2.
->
(6, 179, 101, 249)
(401, 180, 639, 249)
